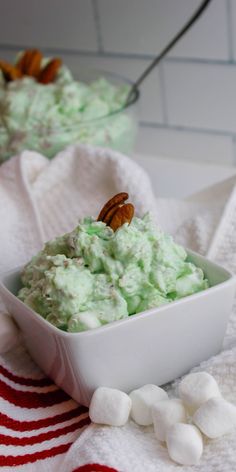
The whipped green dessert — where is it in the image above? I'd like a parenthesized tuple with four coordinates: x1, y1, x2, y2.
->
(0, 54, 135, 162)
(18, 213, 209, 333)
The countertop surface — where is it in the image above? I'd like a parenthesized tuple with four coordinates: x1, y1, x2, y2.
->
(134, 153, 236, 198)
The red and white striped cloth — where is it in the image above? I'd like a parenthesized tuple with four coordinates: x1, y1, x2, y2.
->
(0, 344, 118, 472)
(0, 146, 157, 472)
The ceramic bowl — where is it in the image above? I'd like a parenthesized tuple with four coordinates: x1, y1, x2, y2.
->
(0, 250, 235, 406)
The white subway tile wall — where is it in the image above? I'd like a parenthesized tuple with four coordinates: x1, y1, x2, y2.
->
(0, 0, 235, 165)
(0, 0, 98, 51)
(168, 0, 229, 60)
(163, 61, 236, 133)
(99, 0, 229, 60)
(135, 126, 235, 165)
(230, 0, 236, 60)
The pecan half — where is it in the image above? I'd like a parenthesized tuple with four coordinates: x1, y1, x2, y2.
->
(97, 192, 134, 231)
(103, 204, 122, 225)
(16, 50, 28, 73)
(38, 58, 62, 84)
(25, 50, 42, 77)
(16, 49, 42, 76)
(0, 60, 23, 81)
(97, 192, 128, 222)
(110, 203, 134, 231)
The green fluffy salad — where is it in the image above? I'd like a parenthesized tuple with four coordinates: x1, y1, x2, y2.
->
(18, 213, 209, 332)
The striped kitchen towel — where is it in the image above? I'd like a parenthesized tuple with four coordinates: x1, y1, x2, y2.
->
(0, 343, 91, 471)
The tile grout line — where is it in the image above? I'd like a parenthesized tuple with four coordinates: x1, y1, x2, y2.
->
(91, 0, 104, 53)
(232, 136, 236, 164)
(226, 0, 234, 61)
(1, 43, 236, 67)
(139, 121, 236, 139)
(158, 62, 168, 125)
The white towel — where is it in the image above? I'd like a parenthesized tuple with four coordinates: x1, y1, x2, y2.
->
(1, 144, 236, 472)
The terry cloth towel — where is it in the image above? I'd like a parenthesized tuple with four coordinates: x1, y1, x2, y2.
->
(0, 143, 236, 471)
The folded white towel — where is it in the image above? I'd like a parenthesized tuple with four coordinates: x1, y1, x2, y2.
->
(1, 143, 236, 471)
(0, 144, 157, 274)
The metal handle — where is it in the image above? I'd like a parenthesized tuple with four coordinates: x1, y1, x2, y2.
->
(125, 0, 212, 105)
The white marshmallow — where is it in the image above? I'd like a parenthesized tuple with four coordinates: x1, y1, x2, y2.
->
(0, 312, 20, 353)
(129, 384, 168, 426)
(152, 398, 187, 441)
(166, 423, 203, 466)
(193, 397, 236, 439)
(178, 372, 221, 414)
(89, 387, 131, 426)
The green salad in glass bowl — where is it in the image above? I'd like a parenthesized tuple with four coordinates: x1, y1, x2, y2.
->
(0, 50, 139, 163)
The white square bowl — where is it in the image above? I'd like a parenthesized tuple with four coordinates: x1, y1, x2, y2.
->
(0, 250, 235, 407)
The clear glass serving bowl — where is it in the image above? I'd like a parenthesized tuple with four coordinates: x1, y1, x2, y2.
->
(0, 69, 139, 163)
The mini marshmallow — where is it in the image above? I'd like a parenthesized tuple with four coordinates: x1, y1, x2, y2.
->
(89, 387, 131, 426)
(178, 372, 221, 414)
(152, 398, 187, 442)
(129, 384, 168, 426)
(166, 423, 203, 466)
(193, 396, 236, 439)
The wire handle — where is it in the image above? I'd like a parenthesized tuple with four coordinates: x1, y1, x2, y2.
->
(125, 0, 212, 105)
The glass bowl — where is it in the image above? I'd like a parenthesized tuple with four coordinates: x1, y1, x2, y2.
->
(0, 69, 139, 163)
